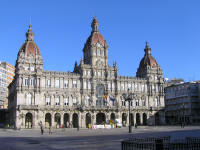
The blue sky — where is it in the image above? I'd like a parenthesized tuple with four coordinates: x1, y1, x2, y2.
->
(0, 0, 200, 81)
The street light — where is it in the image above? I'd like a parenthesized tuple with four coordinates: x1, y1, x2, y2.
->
(122, 88, 134, 133)
(76, 104, 83, 131)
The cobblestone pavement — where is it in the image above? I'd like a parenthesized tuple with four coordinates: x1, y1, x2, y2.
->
(0, 126, 200, 150)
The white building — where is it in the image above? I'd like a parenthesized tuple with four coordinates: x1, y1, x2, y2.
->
(165, 81, 200, 125)
(8, 17, 165, 129)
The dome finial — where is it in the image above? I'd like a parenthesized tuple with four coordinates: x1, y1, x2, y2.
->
(91, 16, 99, 32)
(144, 41, 151, 55)
(26, 24, 34, 41)
(145, 41, 149, 48)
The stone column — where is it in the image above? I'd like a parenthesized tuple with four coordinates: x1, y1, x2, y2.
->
(60, 113, 64, 126)
(140, 113, 143, 125)
(51, 112, 55, 128)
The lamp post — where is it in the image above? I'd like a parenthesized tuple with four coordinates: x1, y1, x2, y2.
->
(122, 88, 134, 133)
(76, 104, 83, 131)
(182, 103, 185, 128)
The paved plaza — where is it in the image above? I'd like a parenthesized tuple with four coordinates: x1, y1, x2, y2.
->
(0, 126, 200, 150)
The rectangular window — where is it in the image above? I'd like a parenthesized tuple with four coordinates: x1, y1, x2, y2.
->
(122, 100, 126, 106)
(64, 80, 69, 88)
(46, 97, 50, 105)
(88, 81, 91, 89)
(108, 82, 111, 90)
(121, 83, 125, 91)
(55, 79, 60, 88)
(128, 83, 131, 90)
(64, 97, 69, 106)
(55, 97, 60, 105)
(46, 79, 51, 87)
(83, 81, 87, 89)
(25, 78, 29, 86)
(73, 80, 77, 88)
(73, 98, 77, 105)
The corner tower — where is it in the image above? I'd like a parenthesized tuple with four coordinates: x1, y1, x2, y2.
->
(15, 24, 43, 75)
(83, 17, 108, 67)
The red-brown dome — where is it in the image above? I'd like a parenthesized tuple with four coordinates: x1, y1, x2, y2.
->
(20, 41, 40, 56)
(85, 17, 106, 47)
(139, 42, 158, 68)
(139, 55, 158, 68)
(19, 24, 40, 56)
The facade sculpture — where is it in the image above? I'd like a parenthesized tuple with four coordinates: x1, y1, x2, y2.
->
(8, 17, 165, 129)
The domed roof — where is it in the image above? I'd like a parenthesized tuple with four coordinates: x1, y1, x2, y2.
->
(20, 41, 40, 56)
(139, 42, 158, 68)
(85, 17, 106, 47)
(19, 24, 40, 56)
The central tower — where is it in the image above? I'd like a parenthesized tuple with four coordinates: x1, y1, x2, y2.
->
(83, 17, 108, 67)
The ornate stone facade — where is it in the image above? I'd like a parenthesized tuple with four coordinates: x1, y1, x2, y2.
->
(8, 17, 165, 129)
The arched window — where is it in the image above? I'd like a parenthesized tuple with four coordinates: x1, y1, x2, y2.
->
(26, 93, 32, 105)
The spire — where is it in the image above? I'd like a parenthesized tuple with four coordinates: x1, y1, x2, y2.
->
(91, 16, 99, 32)
(26, 24, 34, 41)
(144, 41, 151, 55)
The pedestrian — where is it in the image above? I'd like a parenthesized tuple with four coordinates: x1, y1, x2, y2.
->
(135, 123, 137, 129)
(41, 125, 44, 135)
(49, 126, 52, 134)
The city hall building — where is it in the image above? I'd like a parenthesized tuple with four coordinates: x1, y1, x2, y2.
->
(8, 17, 165, 129)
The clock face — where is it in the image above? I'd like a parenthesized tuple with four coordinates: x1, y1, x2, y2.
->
(96, 42, 101, 48)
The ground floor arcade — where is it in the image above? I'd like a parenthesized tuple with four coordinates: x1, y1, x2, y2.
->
(14, 109, 164, 129)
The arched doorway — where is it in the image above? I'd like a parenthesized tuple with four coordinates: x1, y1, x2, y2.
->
(143, 113, 147, 125)
(73, 113, 79, 128)
(86, 113, 91, 128)
(96, 113, 106, 125)
(45, 113, 51, 127)
(136, 113, 140, 125)
(122, 113, 127, 126)
(54, 113, 61, 128)
(155, 112, 160, 125)
(64, 113, 70, 128)
(111, 113, 115, 120)
(25, 113, 32, 128)
(130, 113, 134, 126)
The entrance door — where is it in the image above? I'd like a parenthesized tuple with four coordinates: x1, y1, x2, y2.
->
(136, 113, 140, 125)
(130, 113, 134, 126)
(45, 113, 51, 127)
(155, 112, 160, 125)
(54, 113, 61, 128)
(143, 113, 147, 125)
(122, 113, 127, 126)
(96, 113, 106, 125)
(86, 113, 91, 128)
(25, 113, 32, 128)
(73, 113, 78, 128)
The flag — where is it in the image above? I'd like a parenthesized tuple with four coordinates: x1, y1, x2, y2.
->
(103, 95, 107, 100)
(109, 96, 115, 102)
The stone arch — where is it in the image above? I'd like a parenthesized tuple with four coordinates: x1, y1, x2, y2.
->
(110, 113, 115, 121)
(64, 113, 70, 128)
(72, 113, 79, 128)
(54, 113, 61, 128)
(136, 113, 140, 125)
(130, 113, 134, 126)
(25, 112, 32, 128)
(143, 113, 147, 125)
(45, 113, 51, 127)
(86, 113, 91, 128)
(122, 113, 127, 126)
(96, 113, 106, 125)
